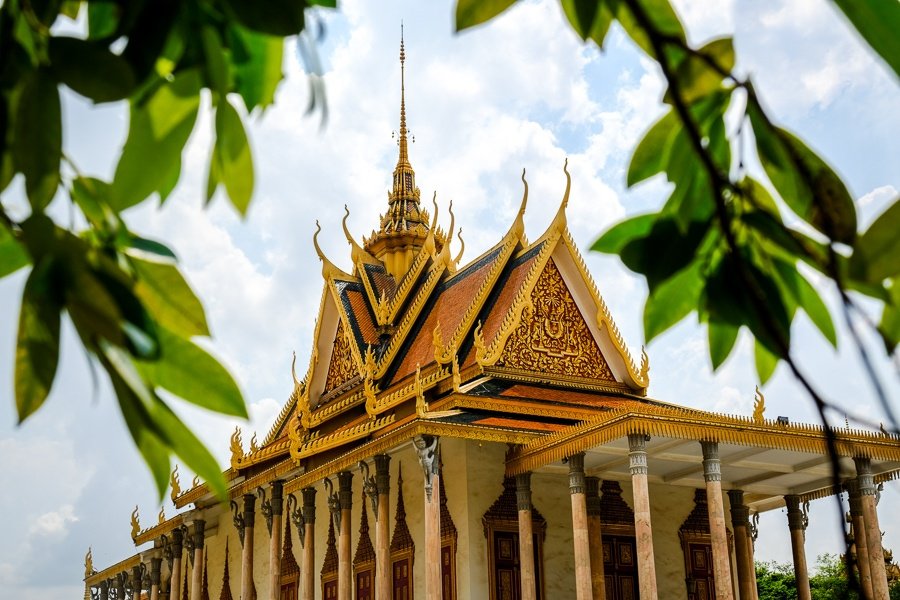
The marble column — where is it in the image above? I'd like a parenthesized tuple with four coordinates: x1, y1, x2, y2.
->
(337, 471, 354, 600)
(846, 479, 874, 599)
(301, 487, 316, 600)
(701, 441, 734, 600)
(150, 556, 162, 600)
(240, 494, 256, 600)
(169, 527, 184, 600)
(568, 453, 593, 600)
(516, 472, 537, 600)
(628, 434, 658, 600)
(132, 565, 143, 600)
(785, 495, 811, 600)
(189, 520, 205, 600)
(374, 454, 392, 600)
(414, 435, 442, 600)
(727, 490, 757, 600)
(269, 481, 284, 600)
(586, 476, 606, 600)
(855, 457, 890, 599)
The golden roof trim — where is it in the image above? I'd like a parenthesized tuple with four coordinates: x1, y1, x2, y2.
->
(429, 393, 600, 421)
(133, 512, 184, 546)
(173, 468, 238, 509)
(85, 553, 142, 586)
(367, 364, 448, 417)
(293, 414, 397, 460)
(284, 420, 540, 494)
(484, 366, 634, 395)
(313, 221, 353, 280)
(506, 405, 900, 476)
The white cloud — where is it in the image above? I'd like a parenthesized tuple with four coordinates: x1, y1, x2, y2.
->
(29, 505, 79, 538)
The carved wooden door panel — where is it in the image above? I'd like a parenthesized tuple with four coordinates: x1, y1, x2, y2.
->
(323, 580, 337, 600)
(685, 542, 713, 600)
(279, 581, 297, 600)
(441, 544, 455, 600)
(356, 569, 373, 600)
(392, 558, 411, 600)
(602, 535, 639, 600)
(493, 531, 521, 600)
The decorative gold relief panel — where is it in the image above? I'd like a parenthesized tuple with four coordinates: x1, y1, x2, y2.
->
(495, 260, 615, 382)
(324, 320, 357, 392)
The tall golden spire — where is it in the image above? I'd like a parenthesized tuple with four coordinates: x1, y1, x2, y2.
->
(364, 24, 436, 279)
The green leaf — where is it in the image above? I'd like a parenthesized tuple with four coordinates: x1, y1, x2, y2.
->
(137, 327, 246, 418)
(879, 278, 900, 352)
(210, 99, 254, 215)
(831, 0, 900, 79)
(60, 1, 82, 20)
(201, 27, 232, 94)
(111, 69, 201, 210)
(643, 261, 703, 341)
(455, 0, 519, 31)
(849, 197, 900, 284)
(670, 38, 734, 105)
(48, 37, 136, 103)
(772, 260, 837, 347)
(229, 26, 284, 110)
(0, 226, 30, 278)
(708, 318, 739, 370)
(754, 339, 778, 384)
(15, 260, 62, 423)
(620, 216, 711, 292)
(627, 110, 679, 187)
(132, 257, 209, 337)
(560, 0, 613, 46)
(223, 0, 306, 36)
(615, 0, 685, 58)
(592, 213, 656, 254)
(13, 70, 61, 210)
(87, 1, 120, 40)
(71, 177, 113, 229)
(748, 96, 857, 244)
(125, 236, 177, 261)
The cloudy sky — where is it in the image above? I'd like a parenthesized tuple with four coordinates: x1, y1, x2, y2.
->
(1, 0, 898, 597)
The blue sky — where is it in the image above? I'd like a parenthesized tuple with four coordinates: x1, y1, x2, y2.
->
(0, 0, 898, 597)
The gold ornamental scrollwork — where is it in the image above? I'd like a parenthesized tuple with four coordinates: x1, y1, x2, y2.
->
(495, 260, 614, 382)
(324, 320, 357, 393)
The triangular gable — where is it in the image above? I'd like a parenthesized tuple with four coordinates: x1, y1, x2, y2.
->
(323, 319, 358, 394)
(492, 258, 616, 383)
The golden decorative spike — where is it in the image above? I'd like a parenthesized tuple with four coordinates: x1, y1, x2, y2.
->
(639, 346, 650, 385)
(291, 351, 301, 388)
(342, 204, 368, 263)
(158, 506, 166, 525)
(474, 320, 488, 366)
(192, 474, 200, 487)
(415, 364, 428, 418)
(509, 168, 528, 243)
(447, 200, 456, 246)
(752, 386, 766, 424)
(130, 506, 140, 540)
(230, 426, 244, 464)
(250, 432, 259, 453)
(453, 228, 465, 268)
(549, 158, 571, 234)
(170, 465, 181, 503)
(452, 353, 461, 393)
(84, 547, 94, 579)
(430, 192, 439, 230)
(398, 23, 408, 166)
(377, 289, 390, 326)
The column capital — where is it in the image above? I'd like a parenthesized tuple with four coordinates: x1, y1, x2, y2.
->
(337, 470, 354, 511)
(727, 489, 749, 527)
(374, 454, 392, 496)
(628, 433, 649, 475)
(271, 480, 284, 516)
(585, 476, 601, 517)
(854, 457, 877, 496)
(845, 479, 865, 515)
(149, 557, 161, 586)
(242, 493, 256, 528)
(171, 526, 184, 553)
(701, 440, 722, 482)
(301, 486, 317, 524)
(190, 519, 206, 549)
(785, 494, 808, 531)
(568, 452, 586, 495)
(516, 472, 533, 511)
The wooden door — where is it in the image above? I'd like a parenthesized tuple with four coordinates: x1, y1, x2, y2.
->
(356, 569, 373, 600)
(602, 534, 639, 600)
(493, 531, 520, 600)
(392, 558, 411, 600)
(279, 581, 297, 600)
(323, 579, 337, 600)
(685, 542, 714, 600)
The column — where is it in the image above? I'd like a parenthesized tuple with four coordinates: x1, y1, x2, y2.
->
(240, 494, 256, 600)
(169, 527, 183, 600)
(150, 556, 162, 600)
(727, 490, 757, 600)
(337, 471, 354, 600)
(516, 472, 537, 600)
(846, 479, 874, 599)
(628, 433, 658, 600)
(374, 454, 392, 600)
(301, 487, 317, 600)
(269, 481, 284, 600)
(132, 565, 143, 600)
(586, 476, 606, 600)
(189, 520, 205, 600)
(701, 442, 735, 600)
(100, 579, 110, 600)
(568, 453, 593, 600)
(414, 434, 441, 599)
(855, 457, 890, 599)
(784, 495, 811, 600)
(116, 572, 126, 599)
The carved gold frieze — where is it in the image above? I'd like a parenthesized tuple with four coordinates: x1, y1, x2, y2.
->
(324, 320, 358, 393)
(494, 260, 615, 382)
(293, 415, 396, 460)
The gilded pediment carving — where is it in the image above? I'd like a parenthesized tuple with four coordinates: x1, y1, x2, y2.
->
(324, 321, 358, 393)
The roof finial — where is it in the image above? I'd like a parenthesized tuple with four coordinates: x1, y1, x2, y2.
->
(398, 22, 408, 166)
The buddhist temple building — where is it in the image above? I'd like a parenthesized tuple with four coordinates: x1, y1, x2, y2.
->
(84, 34, 900, 600)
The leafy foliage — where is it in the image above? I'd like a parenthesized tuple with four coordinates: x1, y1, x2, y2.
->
(0, 0, 333, 499)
